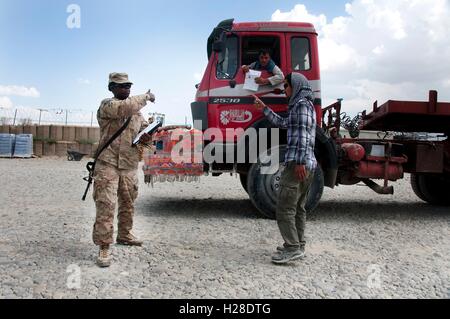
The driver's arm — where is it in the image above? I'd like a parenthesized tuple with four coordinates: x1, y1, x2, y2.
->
(268, 65, 285, 86)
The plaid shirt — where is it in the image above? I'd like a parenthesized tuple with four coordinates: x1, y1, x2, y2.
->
(263, 100, 317, 171)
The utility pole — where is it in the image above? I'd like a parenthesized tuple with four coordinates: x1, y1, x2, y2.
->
(65, 110, 68, 125)
(13, 109, 18, 126)
(38, 109, 47, 125)
(91, 111, 94, 127)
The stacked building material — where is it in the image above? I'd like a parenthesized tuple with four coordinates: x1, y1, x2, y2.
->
(13, 134, 33, 158)
(0, 134, 15, 158)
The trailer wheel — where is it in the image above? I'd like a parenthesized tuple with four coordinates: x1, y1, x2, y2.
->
(411, 173, 450, 206)
(247, 146, 324, 219)
(239, 174, 248, 193)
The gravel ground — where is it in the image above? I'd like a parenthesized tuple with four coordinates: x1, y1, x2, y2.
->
(0, 158, 449, 299)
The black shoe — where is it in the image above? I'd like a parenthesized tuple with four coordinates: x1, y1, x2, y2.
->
(277, 245, 306, 253)
(272, 249, 305, 265)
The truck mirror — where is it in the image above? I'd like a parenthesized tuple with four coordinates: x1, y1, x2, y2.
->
(213, 40, 225, 53)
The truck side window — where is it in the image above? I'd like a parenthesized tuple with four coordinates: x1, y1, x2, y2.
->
(291, 37, 311, 71)
(216, 36, 238, 80)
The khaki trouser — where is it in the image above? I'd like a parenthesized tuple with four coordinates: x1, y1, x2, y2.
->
(92, 161, 139, 246)
(276, 161, 315, 251)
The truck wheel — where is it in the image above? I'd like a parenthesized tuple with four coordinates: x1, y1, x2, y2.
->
(410, 174, 428, 202)
(247, 146, 324, 219)
(239, 174, 248, 193)
(411, 173, 450, 205)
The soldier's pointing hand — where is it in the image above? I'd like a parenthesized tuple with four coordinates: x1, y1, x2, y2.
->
(146, 90, 156, 103)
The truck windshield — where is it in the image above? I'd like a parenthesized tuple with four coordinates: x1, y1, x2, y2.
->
(216, 35, 238, 80)
(291, 37, 311, 71)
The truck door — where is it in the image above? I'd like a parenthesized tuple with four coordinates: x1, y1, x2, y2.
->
(285, 33, 322, 125)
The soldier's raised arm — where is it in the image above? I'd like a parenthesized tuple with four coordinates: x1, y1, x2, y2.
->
(99, 93, 153, 119)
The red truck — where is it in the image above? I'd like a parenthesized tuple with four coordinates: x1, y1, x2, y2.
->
(144, 19, 450, 219)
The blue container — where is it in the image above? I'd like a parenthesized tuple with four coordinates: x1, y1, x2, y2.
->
(0, 134, 15, 158)
(13, 134, 33, 158)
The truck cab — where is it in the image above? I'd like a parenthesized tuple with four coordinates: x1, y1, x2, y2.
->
(192, 19, 322, 137)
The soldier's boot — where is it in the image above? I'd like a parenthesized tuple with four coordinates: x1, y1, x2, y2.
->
(116, 234, 143, 247)
(96, 245, 112, 268)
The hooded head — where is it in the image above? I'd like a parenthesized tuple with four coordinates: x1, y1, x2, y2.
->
(285, 72, 314, 107)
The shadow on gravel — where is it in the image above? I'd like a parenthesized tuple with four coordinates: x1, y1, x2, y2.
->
(139, 198, 260, 219)
(311, 201, 450, 222)
(140, 197, 449, 222)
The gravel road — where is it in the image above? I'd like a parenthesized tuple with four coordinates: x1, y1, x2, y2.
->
(0, 158, 449, 299)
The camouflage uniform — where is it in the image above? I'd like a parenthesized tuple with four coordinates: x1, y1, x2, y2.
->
(92, 93, 150, 246)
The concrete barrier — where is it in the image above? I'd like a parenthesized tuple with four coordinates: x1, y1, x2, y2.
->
(34, 141, 43, 157)
(10, 126, 24, 135)
(88, 127, 100, 142)
(23, 125, 37, 136)
(50, 126, 64, 141)
(55, 142, 68, 157)
(43, 142, 56, 156)
(0, 125, 10, 134)
(37, 126, 50, 140)
(63, 126, 77, 142)
(76, 127, 89, 142)
(3, 125, 100, 157)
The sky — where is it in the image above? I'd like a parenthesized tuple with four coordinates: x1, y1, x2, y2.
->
(1, 0, 450, 125)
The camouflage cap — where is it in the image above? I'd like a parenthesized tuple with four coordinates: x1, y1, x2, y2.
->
(109, 72, 133, 85)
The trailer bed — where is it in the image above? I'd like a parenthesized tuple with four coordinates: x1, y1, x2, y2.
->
(360, 91, 450, 133)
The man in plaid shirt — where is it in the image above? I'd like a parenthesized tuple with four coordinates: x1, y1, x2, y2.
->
(254, 72, 317, 264)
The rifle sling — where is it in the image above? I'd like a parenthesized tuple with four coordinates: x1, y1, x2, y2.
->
(94, 117, 132, 161)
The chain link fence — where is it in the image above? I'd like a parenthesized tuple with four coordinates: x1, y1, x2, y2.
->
(0, 107, 98, 127)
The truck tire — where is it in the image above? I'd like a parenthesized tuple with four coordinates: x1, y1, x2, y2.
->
(411, 173, 450, 206)
(410, 174, 428, 202)
(247, 145, 324, 219)
(239, 174, 248, 193)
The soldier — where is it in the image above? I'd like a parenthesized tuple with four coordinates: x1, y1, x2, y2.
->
(93, 72, 155, 268)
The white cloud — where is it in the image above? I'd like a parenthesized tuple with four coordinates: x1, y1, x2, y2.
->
(193, 73, 203, 81)
(77, 78, 91, 85)
(444, 79, 450, 88)
(0, 85, 40, 98)
(272, 0, 450, 115)
(0, 96, 13, 109)
(272, 4, 328, 29)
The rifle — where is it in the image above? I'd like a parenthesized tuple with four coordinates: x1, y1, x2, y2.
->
(82, 117, 132, 201)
